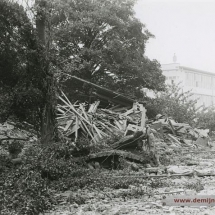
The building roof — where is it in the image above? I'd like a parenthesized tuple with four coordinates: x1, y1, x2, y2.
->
(161, 63, 215, 76)
(70, 76, 138, 107)
(180, 66, 215, 76)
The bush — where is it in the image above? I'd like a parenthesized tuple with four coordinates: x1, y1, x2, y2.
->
(0, 142, 90, 214)
(0, 165, 55, 215)
(196, 107, 215, 135)
(146, 83, 199, 124)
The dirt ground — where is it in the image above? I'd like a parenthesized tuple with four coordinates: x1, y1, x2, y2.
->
(43, 150, 215, 215)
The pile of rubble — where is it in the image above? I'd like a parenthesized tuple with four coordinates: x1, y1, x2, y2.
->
(57, 91, 146, 144)
(0, 77, 211, 169)
(150, 114, 210, 148)
(57, 77, 211, 169)
(57, 90, 152, 168)
(0, 121, 37, 143)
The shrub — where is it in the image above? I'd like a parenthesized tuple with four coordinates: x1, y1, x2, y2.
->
(146, 83, 199, 124)
(196, 107, 215, 135)
(0, 141, 88, 214)
(0, 165, 55, 215)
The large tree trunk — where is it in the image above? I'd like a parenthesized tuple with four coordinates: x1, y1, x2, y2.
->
(35, 0, 46, 45)
(36, 0, 57, 144)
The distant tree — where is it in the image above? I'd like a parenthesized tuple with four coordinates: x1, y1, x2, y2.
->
(49, 0, 165, 101)
(146, 83, 199, 124)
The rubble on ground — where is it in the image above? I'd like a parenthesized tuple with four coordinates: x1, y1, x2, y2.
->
(0, 121, 37, 143)
(150, 114, 210, 148)
(0, 78, 212, 170)
(56, 78, 212, 169)
(57, 91, 146, 144)
(45, 151, 215, 215)
(2, 77, 215, 215)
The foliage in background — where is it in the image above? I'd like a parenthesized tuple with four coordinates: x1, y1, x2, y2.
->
(0, 0, 49, 131)
(196, 107, 215, 134)
(0, 0, 166, 133)
(146, 83, 199, 124)
(49, 0, 165, 101)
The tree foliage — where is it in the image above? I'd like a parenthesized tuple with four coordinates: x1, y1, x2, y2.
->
(0, 0, 165, 130)
(196, 107, 215, 134)
(0, 0, 54, 134)
(146, 83, 199, 124)
(50, 0, 165, 100)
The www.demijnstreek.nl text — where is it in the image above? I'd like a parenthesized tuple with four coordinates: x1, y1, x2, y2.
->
(174, 198, 215, 204)
(162, 195, 215, 206)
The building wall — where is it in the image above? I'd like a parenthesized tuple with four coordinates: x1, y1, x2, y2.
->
(161, 63, 185, 86)
(161, 63, 215, 107)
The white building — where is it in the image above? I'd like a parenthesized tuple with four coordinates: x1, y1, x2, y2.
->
(161, 63, 215, 107)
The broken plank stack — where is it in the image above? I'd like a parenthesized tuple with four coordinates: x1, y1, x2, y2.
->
(57, 91, 146, 144)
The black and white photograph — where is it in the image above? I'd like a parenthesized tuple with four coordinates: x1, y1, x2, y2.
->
(1, 0, 215, 214)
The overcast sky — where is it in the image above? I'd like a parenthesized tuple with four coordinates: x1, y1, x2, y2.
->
(134, 0, 215, 72)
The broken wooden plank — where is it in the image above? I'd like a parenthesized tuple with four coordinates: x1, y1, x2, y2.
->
(87, 149, 146, 163)
(122, 108, 134, 117)
(168, 134, 181, 145)
(114, 120, 125, 131)
(168, 119, 176, 135)
(75, 116, 79, 142)
(59, 96, 95, 128)
(111, 131, 145, 149)
(64, 120, 74, 132)
(88, 101, 100, 113)
(101, 172, 193, 179)
(80, 120, 97, 143)
(139, 104, 146, 128)
(110, 106, 130, 112)
(79, 103, 90, 121)
(93, 92, 131, 106)
(124, 124, 143, 135)
(97, 121, 115, 133)
(93, 124, 103, 139)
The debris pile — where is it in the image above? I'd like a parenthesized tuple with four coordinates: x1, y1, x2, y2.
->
(1, 77, 211, 170)
(0, 121, 36, 143)
(57, 91, 156, 168)
(57, 91, 147, 144)
(56, 77, 211, 169)
(150, 115, 210, 148)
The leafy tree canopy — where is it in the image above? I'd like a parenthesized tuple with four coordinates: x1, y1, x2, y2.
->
(50, 0, 165, 100)
(0, 0, 166, 129)
(0, 0, 48, 130)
